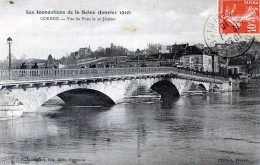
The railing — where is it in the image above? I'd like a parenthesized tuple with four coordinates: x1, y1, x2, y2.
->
(0, 67, 227, 82)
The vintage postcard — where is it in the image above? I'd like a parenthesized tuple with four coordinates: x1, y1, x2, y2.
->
(0, 0, 259, 164)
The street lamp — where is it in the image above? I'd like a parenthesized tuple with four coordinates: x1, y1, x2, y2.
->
(7, 37, 13, 79)
(7, 37, 13, 69)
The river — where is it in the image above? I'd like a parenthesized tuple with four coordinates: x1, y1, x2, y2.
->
(0, 91, 260, 165)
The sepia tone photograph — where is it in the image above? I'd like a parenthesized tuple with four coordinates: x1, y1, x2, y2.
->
(0, 0, 260, 164)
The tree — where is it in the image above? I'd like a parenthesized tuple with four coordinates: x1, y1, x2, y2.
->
(147, 43, 161, 54)
(96, 47, 105, 57)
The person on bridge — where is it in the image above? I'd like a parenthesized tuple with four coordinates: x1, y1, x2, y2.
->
(20, 62, 27, 77)
(32, 62, 38, 69)
(20, 62, 27, 69)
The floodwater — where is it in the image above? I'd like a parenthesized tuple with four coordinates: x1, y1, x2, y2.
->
(0, 91, 260, 165)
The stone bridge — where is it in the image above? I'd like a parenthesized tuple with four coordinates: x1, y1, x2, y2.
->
(0, 67, 230, 112)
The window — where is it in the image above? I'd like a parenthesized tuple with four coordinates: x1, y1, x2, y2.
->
(194, 58, 199, 64)
(185, 57, 190, 64)
(204, 58, 207, 64)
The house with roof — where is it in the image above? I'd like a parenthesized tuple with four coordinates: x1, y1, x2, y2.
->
(180, 46, 212, 72)
(203, 47, 221, 73)
(227, 52, 260, 78)
(227, 57, 248, 78)
(77, 46, 92, 59)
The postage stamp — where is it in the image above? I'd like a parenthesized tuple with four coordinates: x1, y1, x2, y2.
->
(218, 0, 260, 34)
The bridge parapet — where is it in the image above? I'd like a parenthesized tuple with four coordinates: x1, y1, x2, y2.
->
(0, 67, 228, 83)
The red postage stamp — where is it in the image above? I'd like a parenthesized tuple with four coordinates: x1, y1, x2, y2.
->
(219, 0, 260, 34)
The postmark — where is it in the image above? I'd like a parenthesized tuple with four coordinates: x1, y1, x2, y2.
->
(218, 0, 260, 34)
(204, 15, 255, 58)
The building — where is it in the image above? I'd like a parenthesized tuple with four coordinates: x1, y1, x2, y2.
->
(228, 59, 246, 78)
(227, 55, 255, 78)
(203, 47, 220, 73)
(77, 46, 92, 59)
(172, 43, 188, 54)
(159, 45, 169, 53)
(214, 41, 251, 57)
(180, 46, 212, 72)
(166, 45, 173, 53)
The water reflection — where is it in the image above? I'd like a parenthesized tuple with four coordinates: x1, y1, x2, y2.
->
(0, 92, 260, 164)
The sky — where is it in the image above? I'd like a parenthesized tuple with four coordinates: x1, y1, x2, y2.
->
(0, 0, 217, 60)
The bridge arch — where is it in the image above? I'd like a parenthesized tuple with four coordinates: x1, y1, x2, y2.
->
(57, 88, 115, 106)
(151, 80, 180, 98)
(10, 80, 127, 112)
(198, 84, 207, 91)
(124, 78, 183, 98)
(192, 81, 210, 91)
